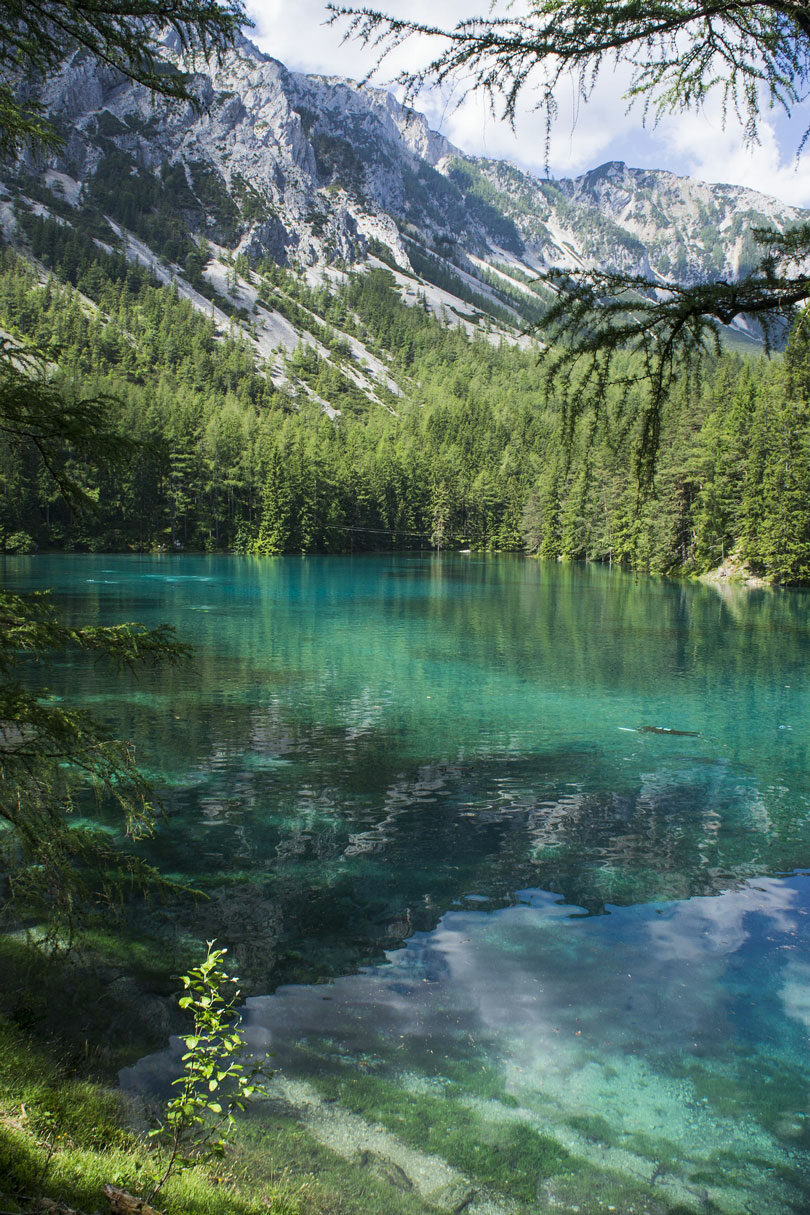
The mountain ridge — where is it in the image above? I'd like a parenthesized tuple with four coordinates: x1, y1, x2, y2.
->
(10, 33, 806, 292)
(2, 34, 810, 583)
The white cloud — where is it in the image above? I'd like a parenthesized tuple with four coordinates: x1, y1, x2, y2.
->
(246, 0, 473, 81)
(656, 102, 810, 207)
(647, 877, 798, 964)
(435, 64, 648, 178)
(245, 0, 810, 206)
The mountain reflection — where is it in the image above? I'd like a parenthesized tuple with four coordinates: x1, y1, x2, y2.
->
(142, 744, 804, 990)
(7, 553, 810, 995)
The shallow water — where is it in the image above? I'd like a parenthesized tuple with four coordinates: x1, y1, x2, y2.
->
(6, 553, 810, 1212)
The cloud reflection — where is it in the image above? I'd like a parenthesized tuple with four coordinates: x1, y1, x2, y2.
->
(123, 875, 810, 1212)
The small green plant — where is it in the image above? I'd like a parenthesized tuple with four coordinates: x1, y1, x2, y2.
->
(145, 942, 269, 1204)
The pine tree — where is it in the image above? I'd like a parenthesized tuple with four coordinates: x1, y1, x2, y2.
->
(757, 392, 810, 581)
(0, 0, 244, 926)
(332, 1, 810, 463)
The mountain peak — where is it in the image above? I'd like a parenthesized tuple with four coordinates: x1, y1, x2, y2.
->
(582, 160, 628, 180)
(8, 43, 807, 298)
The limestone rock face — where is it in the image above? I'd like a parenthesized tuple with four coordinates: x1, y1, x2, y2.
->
(12, 33, 809, 285)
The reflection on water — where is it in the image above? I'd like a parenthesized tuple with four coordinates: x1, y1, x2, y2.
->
(125, 875, 810, 1213)
(6, 553, 810, 1212)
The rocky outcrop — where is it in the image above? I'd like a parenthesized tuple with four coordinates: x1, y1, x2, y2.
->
(700, 555, 771, 589)
(7, 34, 808, 303)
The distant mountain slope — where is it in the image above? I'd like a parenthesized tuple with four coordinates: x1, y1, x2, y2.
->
(21, 36, 810, 268)
(2, 32, 807, 361)
(2, 37, 810, 581)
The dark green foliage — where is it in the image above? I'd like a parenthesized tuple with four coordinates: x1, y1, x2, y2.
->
(0, 577, 188, 935)
(0, 1010, 300, 1215)
(88, 149, 200, 264)
(312, 132, 366, 194)
(147, 944, 269, 1203)
(403, 240, 521, 327)
(80, 149, 244, 265)
(329, 3, 810, 161)
(446, 161, 524, 255)
(331, 1, 810, 455)
(536, 236, 809, 484)
(0, 0, 251, 937)
(188, 160, 243, 244)
(3, 220, 810, 582)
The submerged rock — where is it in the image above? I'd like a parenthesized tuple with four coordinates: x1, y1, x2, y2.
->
(357, 1149, 415, 1192)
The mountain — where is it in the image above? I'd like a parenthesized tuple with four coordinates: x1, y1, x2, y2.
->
(3, 32, 807, 354)
(3, 33, 810, 581)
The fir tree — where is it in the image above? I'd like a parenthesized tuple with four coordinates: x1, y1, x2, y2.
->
(331, 1, 810, 464)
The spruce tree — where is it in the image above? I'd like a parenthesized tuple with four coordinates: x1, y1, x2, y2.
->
(332, 1, 810, 457)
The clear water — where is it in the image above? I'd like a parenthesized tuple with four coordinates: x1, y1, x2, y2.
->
(6, 553, 810, 1213)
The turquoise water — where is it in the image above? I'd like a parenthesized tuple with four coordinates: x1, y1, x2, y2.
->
(6, 554, 810, 1212)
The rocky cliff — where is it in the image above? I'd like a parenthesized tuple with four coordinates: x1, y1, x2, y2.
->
(3, 32, 807, 356)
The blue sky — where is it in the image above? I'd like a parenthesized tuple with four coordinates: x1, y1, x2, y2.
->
(246, 0, 810, 209)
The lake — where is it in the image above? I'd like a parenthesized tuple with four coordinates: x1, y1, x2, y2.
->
(6, 553, 810, 1213)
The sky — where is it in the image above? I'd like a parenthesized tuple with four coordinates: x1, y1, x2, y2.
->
(245, 0, 810, 209)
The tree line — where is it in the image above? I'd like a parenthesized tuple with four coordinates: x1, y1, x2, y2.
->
(1, 214, 810, 582)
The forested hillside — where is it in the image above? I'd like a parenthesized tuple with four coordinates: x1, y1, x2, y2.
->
(0, 31, 807, 583)
(0, 30, 808, 582)
(1, 206, 810, 582)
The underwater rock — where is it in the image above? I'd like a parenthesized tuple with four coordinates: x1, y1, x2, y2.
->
(431, 1181, 478, 1212)
(357, 1150, 414, 1191)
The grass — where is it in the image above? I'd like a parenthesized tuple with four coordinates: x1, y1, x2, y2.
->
(1, 997, 731, 1215)
(0, 1006, 447, 1215)
(0, 930, 745, 1215)
(0, 1017, 306, 1215)
(0, 931, 441, 1215)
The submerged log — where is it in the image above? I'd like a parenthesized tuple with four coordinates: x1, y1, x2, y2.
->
(637, 725, 699, 736)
